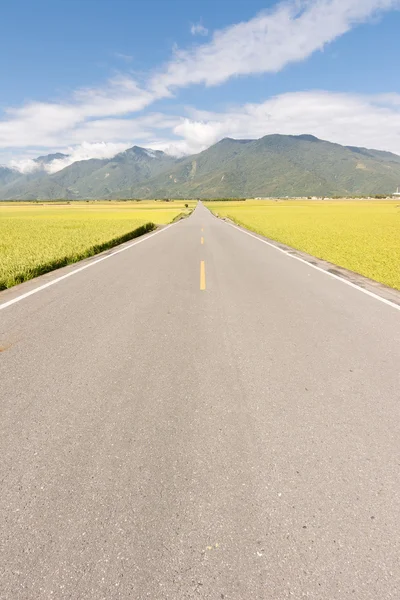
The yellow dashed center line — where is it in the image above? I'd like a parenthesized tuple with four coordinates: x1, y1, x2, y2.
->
(200, 261, 206, 290)
(201, 236, 204, 245)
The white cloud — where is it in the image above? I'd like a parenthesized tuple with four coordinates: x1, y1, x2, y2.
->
(141, 139, 197, 157)
(1, 0, 400, 167)
(150, 0, 400, 94)
(114, 52, 134, 62)
(9, 158, 41, 174)
(190, 23, 208, 36)
(68, 112, 180, 145)
(170, 91, 400, 155)
(45, 142, 132, 173)
(9, 142, 133, 174)
(6, 91, 400, 169)
(0, 76, 153, 149)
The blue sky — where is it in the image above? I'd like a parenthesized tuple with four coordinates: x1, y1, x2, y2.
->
(1, 0, 400, 172)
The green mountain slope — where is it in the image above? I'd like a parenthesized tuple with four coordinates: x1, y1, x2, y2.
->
(126, 135, 400, 198)
(1, 136, 400, 199)
(0, 147, 176, 200)
(0, 152, 71, 199)
(72, 147, 176, 198)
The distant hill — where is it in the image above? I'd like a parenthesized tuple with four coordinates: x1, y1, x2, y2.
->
(0, 166, 20, 187)
(59, 146, 176, 198)
(34, 152, 69, 165)
(1, 135, 400, 199)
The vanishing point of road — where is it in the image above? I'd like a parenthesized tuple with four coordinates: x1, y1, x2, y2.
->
(1, 203, 399, 599)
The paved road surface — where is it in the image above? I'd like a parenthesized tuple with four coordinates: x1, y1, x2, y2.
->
(1, 203, 399, 599)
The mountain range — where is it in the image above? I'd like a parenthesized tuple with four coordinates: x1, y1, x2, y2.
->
(1, 134, 400, 199)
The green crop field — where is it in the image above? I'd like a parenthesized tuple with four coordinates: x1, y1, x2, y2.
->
(205, 200, 400, 290)
(0, 200, 194, 290)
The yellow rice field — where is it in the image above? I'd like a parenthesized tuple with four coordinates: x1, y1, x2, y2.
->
(205, 200, 400, 290)
(0, 200, 193, 289)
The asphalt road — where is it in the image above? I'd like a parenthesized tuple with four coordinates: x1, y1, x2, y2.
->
(1, 203, 399, 599)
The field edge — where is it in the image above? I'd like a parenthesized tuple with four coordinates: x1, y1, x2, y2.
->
(0, 222, 156, 291)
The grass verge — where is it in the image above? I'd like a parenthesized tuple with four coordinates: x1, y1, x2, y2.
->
(0, 222, 155, 290)
(171, 209, 194, 223)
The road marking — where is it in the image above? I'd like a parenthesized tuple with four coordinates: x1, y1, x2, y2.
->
(201, 236, 204, 245)
(225, 221, 400, 312)
(0, 224, 174, 312)
(200, 261, 206, 290)
(201, 228, 204, 232)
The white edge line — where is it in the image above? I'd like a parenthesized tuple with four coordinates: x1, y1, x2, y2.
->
(0, 223, 174, 311)
(225, 221, 400, 312)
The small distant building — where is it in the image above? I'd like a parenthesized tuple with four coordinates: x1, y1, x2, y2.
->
(393, 187, 400, 198)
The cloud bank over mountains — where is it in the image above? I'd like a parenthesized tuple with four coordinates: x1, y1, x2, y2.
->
(2, 0, 400, 172)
